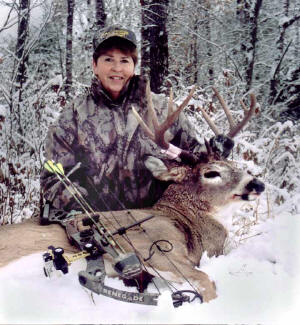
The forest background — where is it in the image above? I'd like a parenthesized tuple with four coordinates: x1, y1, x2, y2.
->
(0, 0, 299, 227)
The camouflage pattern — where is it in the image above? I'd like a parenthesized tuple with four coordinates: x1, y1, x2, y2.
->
(41, 75, 201, 212)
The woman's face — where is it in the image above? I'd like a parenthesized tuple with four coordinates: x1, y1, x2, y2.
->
(93, 48, 135, 100)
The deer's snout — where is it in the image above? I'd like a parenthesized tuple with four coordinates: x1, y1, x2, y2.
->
(240, 178, 265, 201)
(246, 178, 265, 194)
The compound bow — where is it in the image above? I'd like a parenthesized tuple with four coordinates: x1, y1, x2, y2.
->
(41, 160, 203, 308)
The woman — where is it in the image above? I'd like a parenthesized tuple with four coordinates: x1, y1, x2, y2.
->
(41, 25, 233, 213)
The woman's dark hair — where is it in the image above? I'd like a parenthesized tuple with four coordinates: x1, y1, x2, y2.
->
(93, 37, 138, 66)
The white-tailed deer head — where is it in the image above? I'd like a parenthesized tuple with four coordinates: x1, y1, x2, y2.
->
(132, 82, 265, 209)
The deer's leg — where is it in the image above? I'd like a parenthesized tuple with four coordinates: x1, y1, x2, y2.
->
(180, 265, 217, 302)
(0, 219, 77, 268)
(137, 243, 217, 302)
(143, 255, 217, 302)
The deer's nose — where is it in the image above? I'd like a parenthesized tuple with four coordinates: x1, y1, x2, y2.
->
(246, 178, 265, 193)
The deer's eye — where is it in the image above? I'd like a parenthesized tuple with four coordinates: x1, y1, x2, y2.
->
(204, 171, 221, 178)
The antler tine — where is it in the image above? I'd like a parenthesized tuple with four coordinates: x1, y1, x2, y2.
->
(177, 86, 197, 111)
(198, 106, 220, 136)
(145, 80, 160, 134)
(204, 138, 213, 156)
(167, 87, 174, 117)
(132, 105, 155, 141)
(132, 81, 196, 150)
(228, 93, 257, 138)
(153, 85, 196, 149)
(212, 87, 235, 131)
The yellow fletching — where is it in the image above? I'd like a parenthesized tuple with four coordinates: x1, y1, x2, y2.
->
(44, 160, 65, 175)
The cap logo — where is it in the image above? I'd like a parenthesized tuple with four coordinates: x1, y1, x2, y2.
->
(101, 30, 129, 39)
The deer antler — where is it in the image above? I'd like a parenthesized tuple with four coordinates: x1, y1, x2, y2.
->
(132, 81, 196, 151)
(230, 94, 257, 137)
(198, 87, 257, 138)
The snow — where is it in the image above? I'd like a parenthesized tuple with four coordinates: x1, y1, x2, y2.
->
(1, 212, 299, 324)
(0, 105, 6, 117)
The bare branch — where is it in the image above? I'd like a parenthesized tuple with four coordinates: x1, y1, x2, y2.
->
(0, 0, 18, 34)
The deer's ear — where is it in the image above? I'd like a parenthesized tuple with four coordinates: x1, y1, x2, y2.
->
(144, 156, 187, 183)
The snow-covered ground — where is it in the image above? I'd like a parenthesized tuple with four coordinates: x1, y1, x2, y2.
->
(0, 209, 299, 324)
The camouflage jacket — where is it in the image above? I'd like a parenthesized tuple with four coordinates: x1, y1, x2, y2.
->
(41, 75, 201, 212)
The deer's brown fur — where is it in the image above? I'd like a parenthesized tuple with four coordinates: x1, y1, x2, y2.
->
(0, 218, 78, 268)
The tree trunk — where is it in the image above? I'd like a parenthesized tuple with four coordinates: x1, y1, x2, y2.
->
(236, 0, 262, 88)
(95, 0, 106, 28)
(51, 0, 67, 80)
(65, 0, 74, 99)
(244, 0, 263, 91)
(15, 0, 30, 86)
(192, 18, 199, 85)
(14, 0, 31, 135)
(278, 0, 290, 53)
(203, 0, 213, 84)
(140, 0, 169, 93)
(269, 0, 300, 104)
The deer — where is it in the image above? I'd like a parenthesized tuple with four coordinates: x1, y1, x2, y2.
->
(0, 85, 265, 304)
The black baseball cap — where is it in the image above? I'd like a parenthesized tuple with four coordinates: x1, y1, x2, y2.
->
(93, 25, 137, 50)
